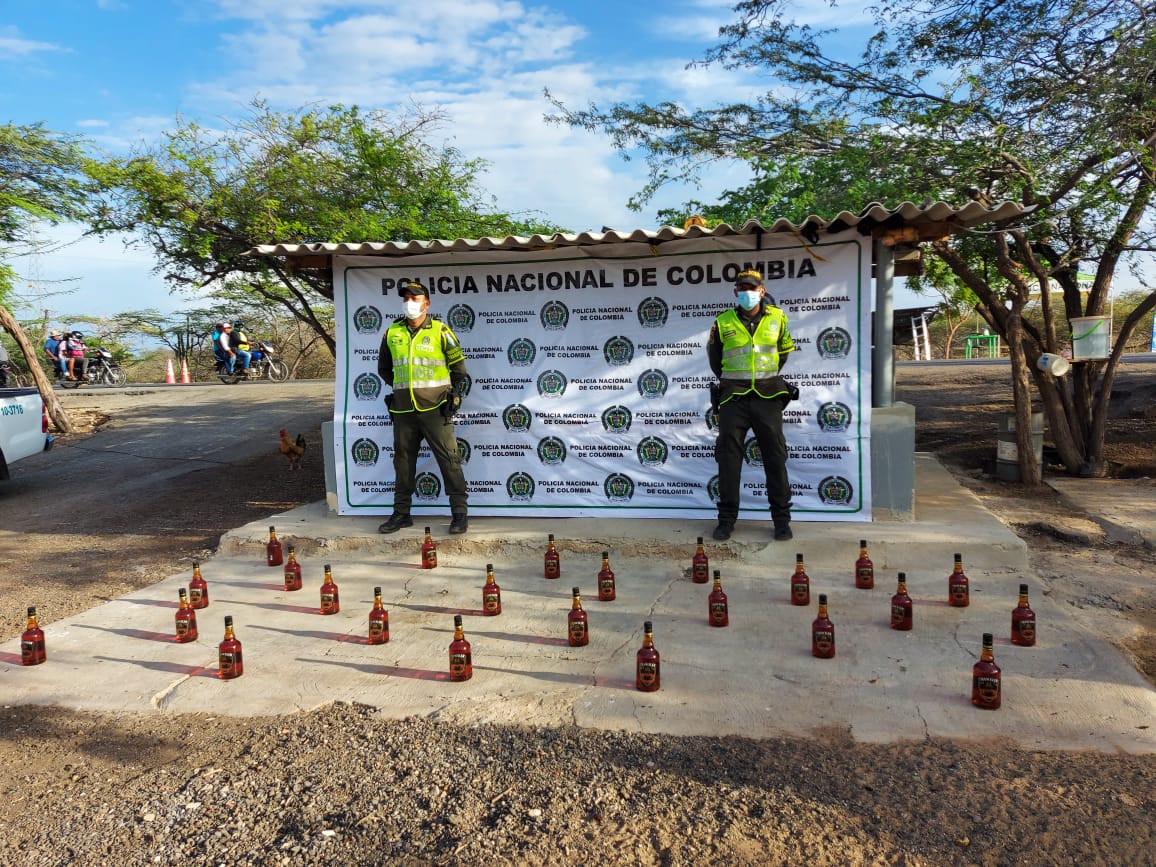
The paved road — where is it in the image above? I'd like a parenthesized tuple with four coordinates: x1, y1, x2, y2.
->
(0, 381, 335, 527)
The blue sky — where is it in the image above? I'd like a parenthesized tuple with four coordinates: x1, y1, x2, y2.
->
(2, 0, 898, 321)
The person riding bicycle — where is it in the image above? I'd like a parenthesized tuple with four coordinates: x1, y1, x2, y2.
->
(60, 331, 89, 382)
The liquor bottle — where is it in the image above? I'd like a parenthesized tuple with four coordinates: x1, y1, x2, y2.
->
(597, 551, 616, 601)
(691, 536, 709, 584)
(188, 559, 209, 610)
(567, 586, 589, 646)
(855, 539, 874, 589)
(482, 563, 502, 616)
(708, 570, 729, 627)
(811, 594, 836, 658)
(266, 526, 283, 567)
(283, 545, 303, 592)
(368, 586, 390, 645)
(790, 553, 810, 606)
(175, 587, 198, 643)
(890, 572, 913, 631)
(544, 533, 561, 579)
(635, 621, 660, 691)
(947, 553, 969, 607)
(319, 564, 340, 615)
(971, 632, 1001, 709)
(20, 606, 46, 666)
(217, 615, 243, 680)
(1011, 583, 1037, 646)
(421, 527, 438, 570)
(448, 614, 472, 681)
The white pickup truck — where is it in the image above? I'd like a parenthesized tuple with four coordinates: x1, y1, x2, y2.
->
(0, 387, 53, 479)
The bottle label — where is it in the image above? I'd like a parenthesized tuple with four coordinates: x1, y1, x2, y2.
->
(791, 581, 809, 604)
(423, 551, 438, 568)
(692, 563, 708, 582)
(569, 621, 587, 643)
(483, 591, 501, 613)
(219, 651, 236, 675)
(176, 620, 190, 637)
(949, 581, 969, 603)
(369, 619, 387, 639)
(599, 577, 615, 598)
(321, 592, 338, 612)
(975, 675, 1000, 702)
(890, 604, 910, 627)
(856, 567, 874, 587)
(710, 601, 728, 625)
(284, 570, 301, 589)
(545, 559, 559, 579)
(637, 661, 658, 687)
(21, 639, 44, 663)
(449, 652, 471, 677)
(1014, 619, 1036, 643)
(189, 587, 203, 604)
(813, 630, 834, 653)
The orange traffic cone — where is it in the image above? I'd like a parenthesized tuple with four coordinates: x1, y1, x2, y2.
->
(180, 358, 191, 384)
(165, 358, 176, 384)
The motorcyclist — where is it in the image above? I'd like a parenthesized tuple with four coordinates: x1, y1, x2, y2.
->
(232, 321, 258, 372)
(60, 331, 89, 382)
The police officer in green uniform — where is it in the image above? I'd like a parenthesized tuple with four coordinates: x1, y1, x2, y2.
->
(377, 280, 469, 535)
(707, 269, 796, 541)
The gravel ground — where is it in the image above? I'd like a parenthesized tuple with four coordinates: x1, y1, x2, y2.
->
(1, 365, 1154, 866)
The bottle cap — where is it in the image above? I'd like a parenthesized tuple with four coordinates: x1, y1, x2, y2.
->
(982, 632, 993, 644)
(548, 533, 555, 541)
(643, 620, 653, 632)
(897, 571, 906, 581)
(373, 586, 381, 595)
(697, 536, 703, 544)
(1019, 583, 1029, 593)
(324, 563, 332, 572)
(572, 586, 580, 595)
(179, 588, 187, 597)
(425, 526, 432, 534)
(859, 539, 867, 548)
(602, 551, 609, 558)
(713, 569, 721, 579)
(453, 614, 463, 627)
(954, 553, 962, 561)
(224, 615, 234, 627)
(796, 553, 803, 561)
(487, 563, 493, 571)
(269, 525, 276, 532)
(287, 544, 295, 553)
(818, 594, 828, 605)
(27, 606, 36, 617)
(193, 558, 200, 567)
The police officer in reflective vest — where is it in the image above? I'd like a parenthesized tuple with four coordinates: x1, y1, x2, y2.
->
(707, 269, 796, 541)
(377, 280, 469, 535)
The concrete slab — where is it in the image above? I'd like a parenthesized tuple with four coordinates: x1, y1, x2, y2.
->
(3, 454, 1154, 754)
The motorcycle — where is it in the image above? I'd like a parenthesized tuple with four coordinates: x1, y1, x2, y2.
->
(215, 340, 290, 384)
(59, 348, 128, 388)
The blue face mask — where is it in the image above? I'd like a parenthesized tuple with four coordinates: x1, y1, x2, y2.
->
(736, 289, 762, 310)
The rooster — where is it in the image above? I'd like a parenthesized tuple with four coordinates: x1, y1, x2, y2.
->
(279, 429, 307, 470)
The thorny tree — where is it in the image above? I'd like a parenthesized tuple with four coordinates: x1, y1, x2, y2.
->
(552, 0, 1156, 481)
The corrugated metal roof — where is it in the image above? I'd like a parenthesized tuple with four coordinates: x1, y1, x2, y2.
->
(247, 200, 1030, 259)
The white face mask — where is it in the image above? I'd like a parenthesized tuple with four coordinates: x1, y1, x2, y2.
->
(403, 299, 425, 319)
(736, 289, 762, 310)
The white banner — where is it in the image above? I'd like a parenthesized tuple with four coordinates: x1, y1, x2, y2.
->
(333, 232, 872, 520)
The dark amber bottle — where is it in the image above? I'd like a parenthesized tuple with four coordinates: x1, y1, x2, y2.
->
(568, 586, 589, 646)
(175, 588, 198, 643)
(266, 526, 283, 567)
(691, 536, 709, 584)
(597, 552, 616, 601)
(812, 594, 836, 658)
(1011, 583, 1037, 646)
(421, 526, 438, 569)
(319, 564, 340, 614)
(971, 632, 1001, 709)
(708, 570, 729, 627)
(283, 545, 303, 591)
(790, 553, 810, 606)
(217, 615, 243, 679)
(544, 533, 561, 579)
(188, 559, 209, 610)
(948, 553, 969, 607)
(368, 586, 389, 645)
(855, 539, 874, 589)
(20, 606, 46, 666)
(890, 572, 913, 630)
(448, 615, 472, 681)
(482, 563, 502, 616)
(636, 621, 660, 691)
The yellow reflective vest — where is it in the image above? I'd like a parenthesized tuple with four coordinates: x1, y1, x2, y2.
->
(382, 317, 464, 413)
(715, 306, 794, 404)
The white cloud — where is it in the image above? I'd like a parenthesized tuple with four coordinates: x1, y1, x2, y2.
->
(0, 27, 63, 59)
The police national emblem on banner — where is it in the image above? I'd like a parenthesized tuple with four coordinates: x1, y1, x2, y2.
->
(333, 236, 872, 519)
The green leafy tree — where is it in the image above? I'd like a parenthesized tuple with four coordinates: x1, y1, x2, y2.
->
(90, 100, 560, 357)
(0, 123, 94, 430)
(552, 0, 1156, 482)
